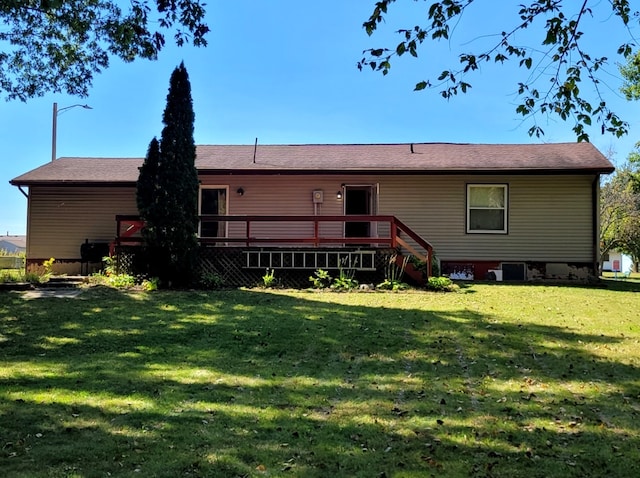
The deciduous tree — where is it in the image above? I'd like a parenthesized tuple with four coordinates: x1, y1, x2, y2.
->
(601, 163, 640, 273)
(0, 0, 209, 101)
(620, 50, 640, 102)
(359, 1, 635, 141)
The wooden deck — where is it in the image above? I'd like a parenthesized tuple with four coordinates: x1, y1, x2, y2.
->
(111, 215, 434, 285)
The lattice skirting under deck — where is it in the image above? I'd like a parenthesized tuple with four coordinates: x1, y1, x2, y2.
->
(115, 246, 399, 288)
(199, 247, 397, 288)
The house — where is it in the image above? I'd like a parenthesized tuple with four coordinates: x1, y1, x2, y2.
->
(9, 142, 614, 282)
(0, 235, 26, 254)
(601, 249, 632, 273)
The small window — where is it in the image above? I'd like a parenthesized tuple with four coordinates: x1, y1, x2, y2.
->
(467, 184, 508, 233)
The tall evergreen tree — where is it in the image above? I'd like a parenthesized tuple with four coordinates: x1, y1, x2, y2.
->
(136, 63, 199, 286)
(136, 137, 161, 277)
(137, 137, 160, 221)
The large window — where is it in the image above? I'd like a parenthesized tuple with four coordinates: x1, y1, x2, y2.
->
(466, 184, 508, 233)
(199, 187, 227, 238)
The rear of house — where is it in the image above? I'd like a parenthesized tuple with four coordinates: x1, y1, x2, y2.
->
(10, 142, 614, 281)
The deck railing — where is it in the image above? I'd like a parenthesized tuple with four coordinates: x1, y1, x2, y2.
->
(113, 214, 433, 275)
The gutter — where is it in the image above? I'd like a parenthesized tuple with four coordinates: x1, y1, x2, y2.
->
(9, 181, 138, 188)
(196, 168, 616, 176)
(9, 167, 616, 185)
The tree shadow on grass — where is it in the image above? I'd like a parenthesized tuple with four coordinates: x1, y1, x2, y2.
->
(457, 278, 640, 293)
(0, 286, 639, 477)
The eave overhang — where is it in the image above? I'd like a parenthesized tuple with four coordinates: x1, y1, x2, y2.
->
(10, 167, 613, 188)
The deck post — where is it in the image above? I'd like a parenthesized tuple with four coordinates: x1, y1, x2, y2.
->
(390, 220, 398, 249)
(314, 219, 319, 247)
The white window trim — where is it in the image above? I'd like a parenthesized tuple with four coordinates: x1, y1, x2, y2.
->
(198, 185, 229, 238)
(466, 184, 508, 234)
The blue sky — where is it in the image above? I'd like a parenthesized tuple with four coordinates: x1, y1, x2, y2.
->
(1, 1, 639, 235)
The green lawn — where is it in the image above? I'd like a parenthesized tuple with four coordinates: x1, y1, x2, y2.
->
(602, 271, 640, 281)
(1, 282, 639, 477)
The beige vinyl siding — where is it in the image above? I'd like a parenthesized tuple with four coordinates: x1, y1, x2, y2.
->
(202, 174, 595, 261)
(378, 174, 595, 262)
(26, 173, 595, 265)
(507, 176, 593, 261)
(27, 186, 137, 260)
(201, 176, 351, 240)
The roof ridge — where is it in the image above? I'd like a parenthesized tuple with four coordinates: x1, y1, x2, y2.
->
(195, 142, 579, 147)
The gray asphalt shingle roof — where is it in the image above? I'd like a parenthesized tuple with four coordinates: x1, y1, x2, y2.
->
(10, 142, 614, 185)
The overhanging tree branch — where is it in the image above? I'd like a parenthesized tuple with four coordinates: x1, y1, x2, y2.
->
(0, 0, 209, 101)
(359, 0, 635, 141)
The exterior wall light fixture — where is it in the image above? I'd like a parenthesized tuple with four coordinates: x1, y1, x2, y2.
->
(237, 187, 245, 196)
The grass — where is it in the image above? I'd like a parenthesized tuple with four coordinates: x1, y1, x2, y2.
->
(0, 269, 23, 283)
(602, 271, 640, 281)
(1, 281, 639, 477)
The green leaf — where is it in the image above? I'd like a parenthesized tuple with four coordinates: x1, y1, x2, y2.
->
(437, 70, 450, 81)
(0, 0, 210, 101)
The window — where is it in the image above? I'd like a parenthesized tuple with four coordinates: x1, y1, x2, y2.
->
(199, 187, 227, 237)
(467, 184, 507, 233)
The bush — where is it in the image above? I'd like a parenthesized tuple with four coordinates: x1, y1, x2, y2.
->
(23, 257, 55, 284)
(426, 276, 458, 292)
(309, 269, 332, 289)
(141, 277, 160, 291)
(101, 255, 115, 276)
(107, 273, 136, 288)
(331, 276, 358, 290)
(0, 270, 20, 283)
(431, 257, 440, 277)
(376, 279, 410, 291)
(384, 253, 408, 283)
(262, 268, 277, 288)
(331, 267, 358, 291)
(198, 271, 225, 290)
(90, 270, 137, 289)
(24, 271, 43, 284)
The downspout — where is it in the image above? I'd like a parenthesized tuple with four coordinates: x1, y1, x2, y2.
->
(17, 185, 28, 199)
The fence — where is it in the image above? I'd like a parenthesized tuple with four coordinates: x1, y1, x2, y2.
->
(0, 256, 25, 270)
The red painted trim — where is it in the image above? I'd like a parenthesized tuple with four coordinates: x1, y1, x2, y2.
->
(113, 214, 433, 275)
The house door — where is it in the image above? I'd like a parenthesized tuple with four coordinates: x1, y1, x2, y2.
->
(199, 187, 228, 238)
(344, 185, 376, 238)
